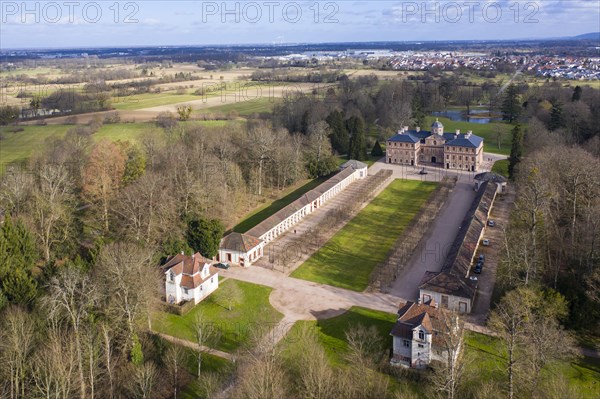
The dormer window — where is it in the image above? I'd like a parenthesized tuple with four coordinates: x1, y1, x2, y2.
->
(419, 330, 425, 340)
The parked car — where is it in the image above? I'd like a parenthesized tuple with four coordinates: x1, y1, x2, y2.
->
(482, 239, 490, 246)
(478, 254, 485, 263)
(488, 220, 496, 227)
(474, 261, 483, 274)
(215, 262, 230, 270)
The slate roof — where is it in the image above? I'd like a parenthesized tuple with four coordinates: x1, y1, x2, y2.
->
(220, 232, 263, 253)
(246, 165, 359, 239)
(444, 134, 484, 148)
(388, 132, 421, 144)
(387, 130, 483, 148)
(340, 160, 368, 170)
(419, 181, 497, 300)
(475, 172, 508, 184)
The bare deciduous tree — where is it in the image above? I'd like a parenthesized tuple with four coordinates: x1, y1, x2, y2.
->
(0, 306, 36, 399)
(44, 266, 97, 399)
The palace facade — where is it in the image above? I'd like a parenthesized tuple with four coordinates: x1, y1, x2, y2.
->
(386, 120, 484, 172)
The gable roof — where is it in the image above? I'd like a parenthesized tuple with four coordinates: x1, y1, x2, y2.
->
(161, 252, 211, 277)
(474, 172, 508, 184)
(220, 232, 263, 253)
(391, 301, 443, 343)
(340, 160, 368, 170)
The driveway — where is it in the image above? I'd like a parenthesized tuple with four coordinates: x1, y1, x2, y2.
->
(387, 181, 477, 300)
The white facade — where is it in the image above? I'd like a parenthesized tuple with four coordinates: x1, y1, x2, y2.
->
(419, 290, 471, 313)
(164, 256, 219, 305)
(253, 164, 368, 245)
(391, 326, 433, 369)
(217, 243, 264, 267)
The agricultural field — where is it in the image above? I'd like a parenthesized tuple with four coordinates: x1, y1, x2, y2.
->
(291, 179, 438, 291)
(0, 120, 237, 172)
(152, 280, 283, 353)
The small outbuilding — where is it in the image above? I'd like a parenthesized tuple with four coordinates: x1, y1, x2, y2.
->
(474, 172, 507, 194)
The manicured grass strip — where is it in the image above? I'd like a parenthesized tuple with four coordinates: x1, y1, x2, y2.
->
(464, 331, 600, 397)
(153, 280, 283, 352)
(233, 176, 330, 233)
(424, 116, 512, 156)
(491, 159, 509, 178)
(291, 179, 437, 291)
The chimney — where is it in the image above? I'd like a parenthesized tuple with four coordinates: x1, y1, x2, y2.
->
(404, 126, 409, 131)
(455, 129, 460, 135)
(417, 297, 422, 304)
(416, 126, 421, 132)
(432, 302, 439, 309)
(181, 251, 184, 255)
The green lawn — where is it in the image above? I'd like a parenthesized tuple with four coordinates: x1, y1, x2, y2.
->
(0, 120, 236, 173)
(233, 176, 329, 233)
(491, 159, 509, 178)
(280, 307, 425, 396)
(282, 306, 397, 366)
(153, 280, 283, 352)
(424, 116, 512, 156)
(464, 331, 600, 398)
(0, 124, 70, 166)
(291, 179, 437, 291)
(204, 97, 276, 116)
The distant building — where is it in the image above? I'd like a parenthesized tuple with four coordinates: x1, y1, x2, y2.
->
(474, 172, 507, 194)
(161, 252, 219, 305)
(386, 120, 484, 172)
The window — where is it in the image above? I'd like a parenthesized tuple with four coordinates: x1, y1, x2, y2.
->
(418, 344, 424, 348)
(423, 294, 431, 303)
(459, 302, 468, 313)
(227, 253, 232, 262)
(441, 295, 449, 308)
(169, 271, 174, 282)
(403, 340, 410, 348)
(211, 277, 214, 283)
(419, 330, 425, 340)
(184, 288, 188, 295)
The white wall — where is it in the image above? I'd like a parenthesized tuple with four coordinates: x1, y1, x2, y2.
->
(420, 289, 471, 313)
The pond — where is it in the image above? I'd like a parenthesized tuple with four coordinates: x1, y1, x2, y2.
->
(432, 109, 503, 124)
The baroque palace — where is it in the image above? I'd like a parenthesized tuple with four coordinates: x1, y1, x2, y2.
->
(386, 119, 484, 172)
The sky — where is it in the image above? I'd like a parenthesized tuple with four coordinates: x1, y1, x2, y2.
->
(1, 0, 599, 49)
